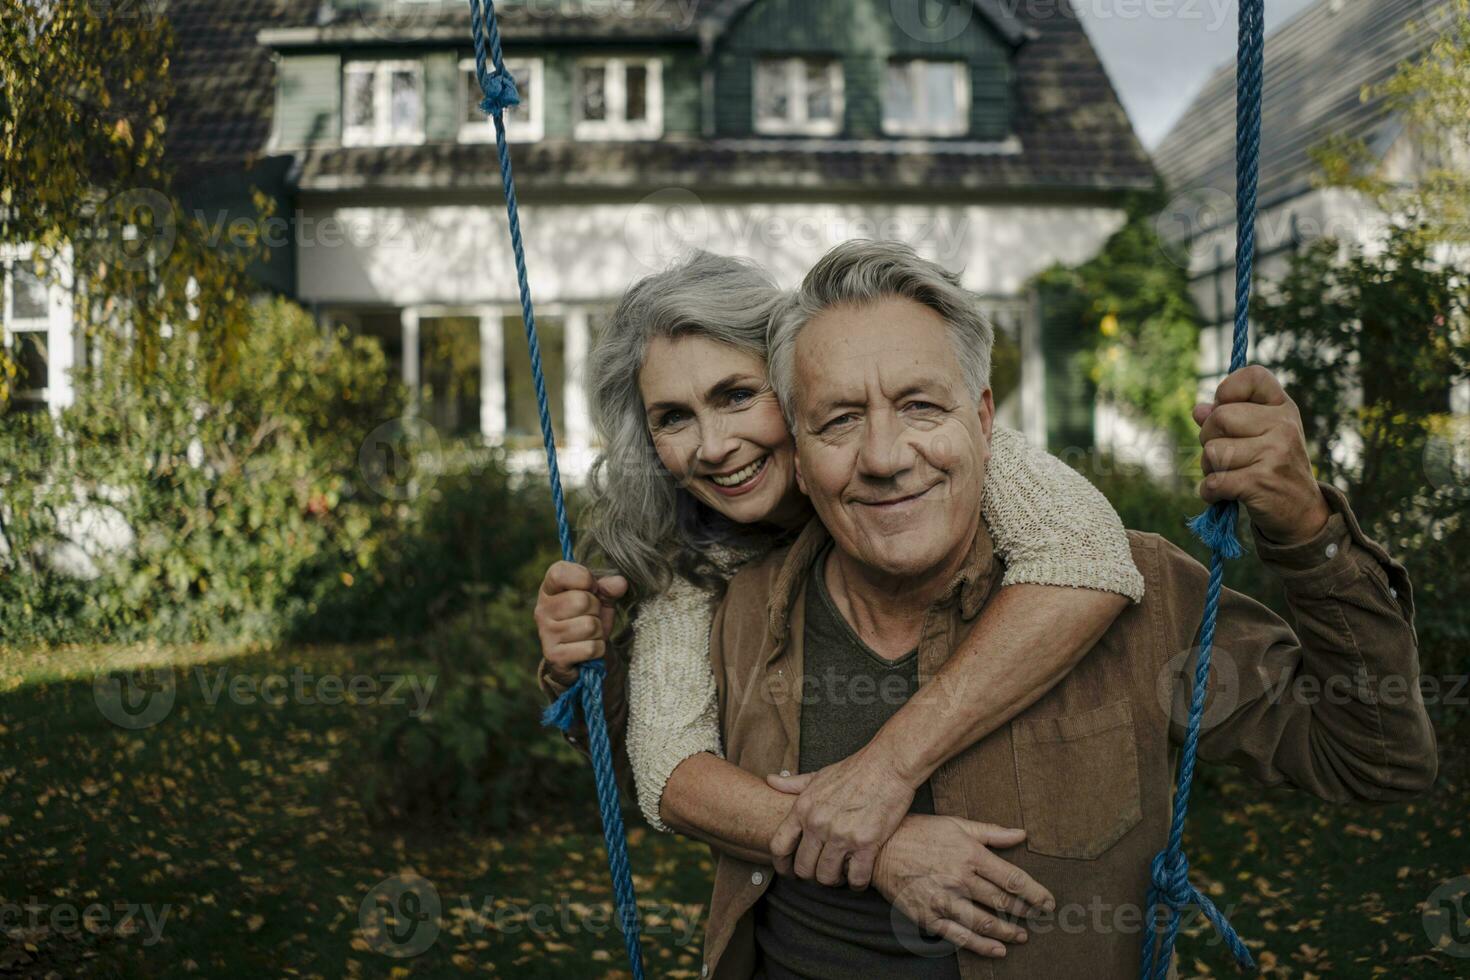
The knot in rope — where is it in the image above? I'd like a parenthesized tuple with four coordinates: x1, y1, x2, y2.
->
(478, 70, 521, 115)
(1148, 849, 1193, 913)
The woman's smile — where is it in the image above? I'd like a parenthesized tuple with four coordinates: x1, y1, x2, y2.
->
(705, 455, 770, 495)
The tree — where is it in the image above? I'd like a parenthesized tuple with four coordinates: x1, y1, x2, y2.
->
(1312, 0, 1470, 245)
(1254, 225, 1470, 676)
(1034, 194, 1204, 453)
(0, 0, 266, 406)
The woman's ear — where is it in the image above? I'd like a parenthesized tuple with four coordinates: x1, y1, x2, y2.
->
(794, 453, 807, 496)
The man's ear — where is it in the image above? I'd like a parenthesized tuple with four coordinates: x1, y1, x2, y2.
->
(978, 388, 995, 441)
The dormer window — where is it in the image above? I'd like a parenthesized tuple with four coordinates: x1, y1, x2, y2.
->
(884, 60, 970, 137)
(754, 58, 843, 136)
(460, 58, 544, 143)
(343, 60, 425, 146)
(574, 58, 663, 140)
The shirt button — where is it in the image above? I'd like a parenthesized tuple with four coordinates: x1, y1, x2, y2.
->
(780, 770, 790, 777)
(702, 965, 709, 977)
(751, 871, 765, 886)
(1390, 586, 1398, 598)
(1325, 542, 1339, 559)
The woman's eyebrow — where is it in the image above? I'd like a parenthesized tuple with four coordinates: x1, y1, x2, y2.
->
(705, 373, 759, 401)
(645, 374, 757, 417)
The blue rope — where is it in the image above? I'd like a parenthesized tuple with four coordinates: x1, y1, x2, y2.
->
(467, 3, 645, 976)
(1140, 0, 1263, 976)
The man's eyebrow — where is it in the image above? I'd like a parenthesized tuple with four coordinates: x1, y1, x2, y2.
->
(644, 373, 756, 415)
(890, 380, 951, 401)
(808, 380, 949, 415)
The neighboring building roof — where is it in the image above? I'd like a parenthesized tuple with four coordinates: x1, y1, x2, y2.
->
(1154, 0, 1450, 211)
(166, 0, 1153, 194)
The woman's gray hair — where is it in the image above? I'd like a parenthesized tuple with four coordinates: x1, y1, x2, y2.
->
(579, 250, 785, 600)
(767, 240, 994, 429)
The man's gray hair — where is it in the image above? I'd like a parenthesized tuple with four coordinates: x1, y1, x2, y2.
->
(767, 240, 994, 429)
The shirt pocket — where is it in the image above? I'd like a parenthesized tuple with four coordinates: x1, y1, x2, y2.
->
(1011, 699, 1143, 860)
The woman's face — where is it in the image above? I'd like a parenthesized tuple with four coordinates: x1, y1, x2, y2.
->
(639, 334, 805, 527)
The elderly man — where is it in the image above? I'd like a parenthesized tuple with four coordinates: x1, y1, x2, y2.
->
(653, 240, 1436, 979)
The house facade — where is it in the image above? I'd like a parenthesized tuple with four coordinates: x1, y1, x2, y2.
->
(11, 0, 1154, 472)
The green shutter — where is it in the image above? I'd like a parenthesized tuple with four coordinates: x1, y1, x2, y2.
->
(274, 53, 341, 148)
(424, 52, 461, 143)
(1035, 279, 1097, 454)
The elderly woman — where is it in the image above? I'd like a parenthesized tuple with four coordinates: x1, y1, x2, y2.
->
(536, 250, 1143, 957)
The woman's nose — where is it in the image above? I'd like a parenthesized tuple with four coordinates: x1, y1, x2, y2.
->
(695, 417, 740, 467)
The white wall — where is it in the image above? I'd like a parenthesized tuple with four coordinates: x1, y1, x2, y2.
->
(293, 199, 1126, 306)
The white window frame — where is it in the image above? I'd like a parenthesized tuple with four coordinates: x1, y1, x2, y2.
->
(2, 244, 55, 409)
(883, 59, 971, 138)
(754, 57, 845, 137)
(342, 59, 426, 147)
(459, 57, 545, 143)
(573, 58, 664, 141)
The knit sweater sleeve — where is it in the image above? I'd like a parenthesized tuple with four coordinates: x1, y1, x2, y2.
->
(983, 424, 1146, 602)
(626, 573, 725, 832)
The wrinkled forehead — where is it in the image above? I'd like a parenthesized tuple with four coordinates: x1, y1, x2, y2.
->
(793, 300, 965, 408)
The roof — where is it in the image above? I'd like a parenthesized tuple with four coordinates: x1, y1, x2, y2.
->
(704, 0, 1036, 48)
(1153, 0, 1451, 211)
(165, 0, 1153, 194)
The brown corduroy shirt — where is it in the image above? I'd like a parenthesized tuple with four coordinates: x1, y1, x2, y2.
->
(697, 482, 1437, 980)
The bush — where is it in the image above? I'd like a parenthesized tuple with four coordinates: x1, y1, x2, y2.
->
(352, 568, 595, 831)
(292, 453, 564, 645)
(0, 297, 406, 645)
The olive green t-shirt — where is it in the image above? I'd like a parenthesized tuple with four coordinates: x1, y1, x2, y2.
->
(753, 540, 961, 979)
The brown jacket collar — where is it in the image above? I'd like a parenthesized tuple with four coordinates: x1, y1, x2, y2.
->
(764, 513, 1000, 653)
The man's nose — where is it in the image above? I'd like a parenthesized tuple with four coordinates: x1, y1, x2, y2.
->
(856, 408, 914, 479)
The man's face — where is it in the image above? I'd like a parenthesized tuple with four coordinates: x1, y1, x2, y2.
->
(792, 296, 994, 580)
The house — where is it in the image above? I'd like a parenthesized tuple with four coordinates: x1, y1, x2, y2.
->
(1154, 0, 1461, 396)
(6, 0, 1154, 471)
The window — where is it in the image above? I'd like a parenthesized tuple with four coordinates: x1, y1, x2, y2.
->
(420, 315, 482, 439)
(503, 314, 566, 443)
(574, 59, 663, 140)
(3, 253, 52, 411)
(460, 58, 543, 142)
(754, 58, 844, 136)
(884, 60, 970, 137)
(343, 60, 425, 146)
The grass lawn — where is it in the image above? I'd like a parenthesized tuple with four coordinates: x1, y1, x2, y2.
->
(1, 640, 1466, 978)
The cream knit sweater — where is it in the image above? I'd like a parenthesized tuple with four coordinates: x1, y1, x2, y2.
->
(624, 424, 1144, 831)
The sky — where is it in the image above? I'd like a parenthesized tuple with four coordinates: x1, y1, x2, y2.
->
(1073, 0, 1322, 148)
